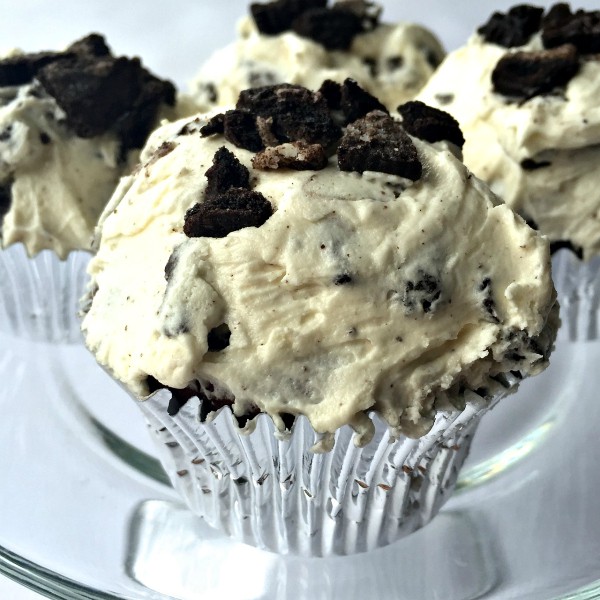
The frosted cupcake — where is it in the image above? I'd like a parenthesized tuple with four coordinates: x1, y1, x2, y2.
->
(192, 0, 444, 111)
(81, 81, 558, 555)
(418, 4, 600, 338)
(0, 34, 176, 340)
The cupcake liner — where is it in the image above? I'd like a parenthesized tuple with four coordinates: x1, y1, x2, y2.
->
(0, 243, 89, 342)
(552, 250, 600, 342)
(139, 387, 510, 557)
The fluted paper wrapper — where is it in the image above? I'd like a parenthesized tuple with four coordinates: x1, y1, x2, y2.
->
(553, 251, 600, 341)
(140, 390, 502, 557)
(0, 244, 89, 342)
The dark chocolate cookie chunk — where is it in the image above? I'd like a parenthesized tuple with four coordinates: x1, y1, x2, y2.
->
(0, 51, 63, 87)
(236, 84, 341, 149)
(0, 184, 12, 223)
(338, 111, 422, 180)
(207, 323, 232, 351)
(252, 141, 328, 170)
(339, 78, 388, 124)
(491, 44, 580, 98)
(204, 147, 250, 201)
(397, 100, 464, 148)
(66, 34, 111, 57)
(318, 79, 343, 110)
(184, 188, 273, 238)
(251, 0, 327, 35)
(542, 4, 600, 54)
(292, 6, 365, 50)
(223, 110, 264, 152)
(477, 5, 544, 48)
(199, 113, 225, 137)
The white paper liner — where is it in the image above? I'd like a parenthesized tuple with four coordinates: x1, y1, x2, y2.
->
(0, 243, 89, 342)
(139, 389, 507, 557)
(552, 250, 600, 341)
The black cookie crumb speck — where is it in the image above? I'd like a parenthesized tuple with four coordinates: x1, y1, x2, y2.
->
(184, 188, 273, 238)
(333, 273, 353, 285)
(252, 141, 328, 170)
(403, 271, 442, 314)
(338, 110, 422, 180)
(199, 113, 225, 137)
(207, 323, 232, 351)
(542, 4, 600, 54)
(204, 147, 250, 201)
(477, 4, 545, 48)
(397, 100, 465, 148)
(521, 157, 552, 170)
(491, 43, 580, 99)
(0, 184, 12, 223)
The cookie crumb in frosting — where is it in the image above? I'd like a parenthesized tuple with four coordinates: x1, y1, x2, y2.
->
(398, 100, 464, 148)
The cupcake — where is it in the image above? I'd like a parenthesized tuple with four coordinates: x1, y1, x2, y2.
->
(417, 4, 600, 338)
(81, 81, 558, 555)
(0, 34, 176, 340)
(192, 0, 444, 111)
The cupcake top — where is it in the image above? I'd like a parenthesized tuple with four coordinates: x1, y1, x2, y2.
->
(192, 0, 444, 111)
(0, 34, 176, 258)
(418, 4, 600, 259)
(81, 82, 558, 447)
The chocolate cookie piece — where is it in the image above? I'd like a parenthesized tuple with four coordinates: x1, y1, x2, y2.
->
(403, 271, 442, 314)
(222, 110, 264, 152)
(0, 51, 63, 87)
(184, 188, 273, 238)
(339, 78, 388, 124)
(520, 157, 551, 170)
(0, 184, 12, 223)
(292, 6, 365, 50)
(236, 84, 341, 149)
(207, 323, 232, 351)
(66, 34, 111, 58)
(318, 79, 343, 110)
(205, 147, 250, 201)
(479, 277, 499, 323)
(199, 113, 225, 137)
(338, 111, 422, 180)
(252, 141, 328, 170)
(477, 5, 544, 48)
(491, 44, 580, 98)
(542, 5, 600, 54)
(250, 0, 327, 36)
(146, 375, 200, 417)
(36, 46, 175, 150)
(397, 100, 464, 148)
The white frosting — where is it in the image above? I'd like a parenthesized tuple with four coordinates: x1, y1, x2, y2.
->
(82, 111, 557, 444)
(192, 17, 444, 111)
(418, 33, 600, 258)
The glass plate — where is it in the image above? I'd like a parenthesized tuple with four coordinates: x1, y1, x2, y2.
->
(1, 255, 599, 600)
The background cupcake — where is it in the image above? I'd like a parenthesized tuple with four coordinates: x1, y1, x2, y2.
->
(418, 3, 600, 339)
(191, 0, 445, 112)
(81, 82, 558, 555)
(0, 34, 176, 341)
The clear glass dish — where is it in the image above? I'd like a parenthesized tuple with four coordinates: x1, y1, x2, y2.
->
(1, 252, 599, 600)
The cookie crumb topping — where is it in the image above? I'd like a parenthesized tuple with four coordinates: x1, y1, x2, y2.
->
(398, 100, 465, 148)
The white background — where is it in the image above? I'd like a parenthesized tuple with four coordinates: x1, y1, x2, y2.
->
(0, 1, 595, 598)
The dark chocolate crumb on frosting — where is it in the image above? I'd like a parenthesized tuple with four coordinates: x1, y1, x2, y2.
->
(0, 34, 176, 152)
(204, 147, 250, 201)
(207, 323, 232, 351)
(250, 0, 327, 36)
(184, 188, 273, 239)
(397, 100, 465, 148)
(542, 4, 600, 54)
(477, 4, 545, 48)
(319, 78, 388, 125)
(0, 184, 12, 227)
(251, 0, 380, 50)
(403, 271, 442, 314)
(338, 110, 422, 180)
(252, 141, 328, 170)
(520, 158, 552, 170)
(491, 43, 580, 99)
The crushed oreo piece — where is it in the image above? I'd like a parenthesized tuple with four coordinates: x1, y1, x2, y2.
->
(146, 376, 199, 417)
(521, 157, 552, 170)
(207, 323, 232, 351)
(549, 239, 584, 259)
(34, 36, 175, 151)
(477, 5, 544, 48)
(164, 250, 178, 282)
(250, 0, 327, 36)
(292, 6, 365, 50)
(339, 78, 388, 124)
(334, 273, 353, 285)
(66, 34, 111, 57)
(236, 84, 341, 149)
(252, 141, 328, 170)
(334, 0, 382, 31)
(205, 147, 250, 201)
(542, 5, 600, 54)
(491, 44, 580, 98)
(184, 188, 273, 238)
(318, 79, 342, 110)
(479, 277, 500, 322)
(223, 110, 264, 152)
(0, 51, 63, 87)
(403, 271, 442, 314)
(0, 184, 12, 223)
(398, 100, 464, 148)
(255, 115, 279, 147)
(338, 111, 422, 180)
(199, 113, 225, 137)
